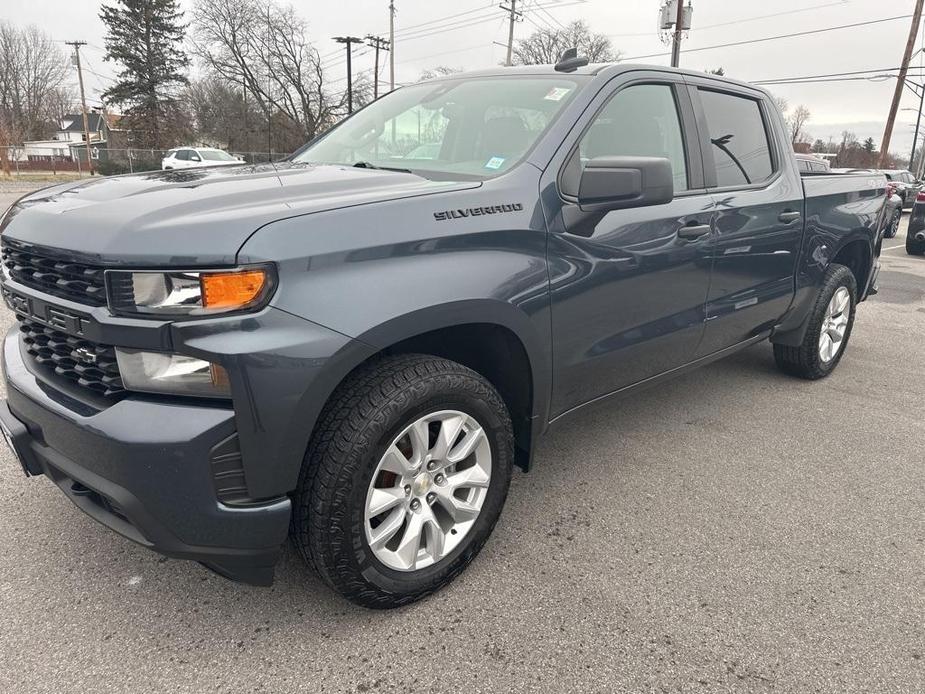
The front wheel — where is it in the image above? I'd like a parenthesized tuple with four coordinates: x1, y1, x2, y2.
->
(292, 354, 513, 608)
(774, 264, 857, 380)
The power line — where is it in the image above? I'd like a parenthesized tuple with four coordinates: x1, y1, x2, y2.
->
(622, 14, 915, 61)
(535, 1, 567, 31)
(753, 67, 908, 83)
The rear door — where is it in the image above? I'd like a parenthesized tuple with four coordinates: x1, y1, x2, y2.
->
(544, 72, 716, 416)
(687, 80, 805, 356)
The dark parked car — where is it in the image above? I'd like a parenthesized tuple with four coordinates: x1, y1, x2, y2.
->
(0, 59, 885, 608)
(881, 169, 921, 209)
(905, 191, 925, 254)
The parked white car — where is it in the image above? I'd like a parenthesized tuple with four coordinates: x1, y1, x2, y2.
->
(161, 147, 242, 170)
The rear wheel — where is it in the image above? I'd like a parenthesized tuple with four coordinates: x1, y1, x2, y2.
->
(292, 354, 513, 608)
(774, 264, 857, 380)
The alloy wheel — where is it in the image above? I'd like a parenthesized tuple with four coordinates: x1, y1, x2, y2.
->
(364, 410, 492, 572)
(818, 286, 850, 363)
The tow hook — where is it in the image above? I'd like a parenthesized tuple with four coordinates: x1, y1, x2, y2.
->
(916, 232, 925, 242)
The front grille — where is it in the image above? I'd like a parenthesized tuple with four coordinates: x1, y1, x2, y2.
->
(1, 239, 107, 306)
(18, 316, 124, 396)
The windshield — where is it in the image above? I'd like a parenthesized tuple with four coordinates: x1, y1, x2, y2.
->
(199, 149, 236, 161)
(294, 76, 582, 178)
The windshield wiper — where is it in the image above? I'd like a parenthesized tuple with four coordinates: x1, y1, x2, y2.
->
(353, 161, 414, 174)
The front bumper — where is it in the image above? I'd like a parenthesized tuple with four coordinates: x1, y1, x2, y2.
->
(0, 328, 291, 585)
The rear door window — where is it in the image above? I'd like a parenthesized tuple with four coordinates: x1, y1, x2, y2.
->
(175, 149, 190, 161)
(698, 89, 775, 187)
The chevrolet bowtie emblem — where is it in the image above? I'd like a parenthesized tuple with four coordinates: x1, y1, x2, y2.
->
(73, 347, 97, 364)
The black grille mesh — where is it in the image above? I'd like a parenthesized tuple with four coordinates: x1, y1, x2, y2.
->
(18, 316, 124, 396)
(1, 240, 107, 306)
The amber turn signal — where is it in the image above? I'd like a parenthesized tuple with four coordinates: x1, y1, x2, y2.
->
(201, 270, 268, 310)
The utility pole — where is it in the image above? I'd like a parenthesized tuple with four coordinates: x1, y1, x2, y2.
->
(670, 0, 685, 68)
(910, 82, 925, 170)
(880, 0, 925, 168)
(334, 36, 364, 114)
(66, 41, 94, 176)
(366, 35, 390, 100)
(501, 0, 521, 67)
(389, 2, 396, 92)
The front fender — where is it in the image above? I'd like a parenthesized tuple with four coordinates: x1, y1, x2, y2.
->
(236, 166, 553, 488)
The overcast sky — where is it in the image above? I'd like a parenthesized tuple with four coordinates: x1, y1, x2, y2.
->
(8, 0, 925, 155)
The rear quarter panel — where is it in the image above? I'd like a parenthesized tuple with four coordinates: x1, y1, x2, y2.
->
(777, 172, 885, 334)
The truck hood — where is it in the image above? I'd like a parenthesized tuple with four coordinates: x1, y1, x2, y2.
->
(1, 162, 479, 266)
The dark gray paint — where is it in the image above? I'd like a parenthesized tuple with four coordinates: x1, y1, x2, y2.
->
(0, 63, 885, 584)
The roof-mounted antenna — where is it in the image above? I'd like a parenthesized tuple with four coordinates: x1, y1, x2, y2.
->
(554, 47, 589, 72)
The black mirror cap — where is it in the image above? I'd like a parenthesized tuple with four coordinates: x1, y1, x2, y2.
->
(577, 156, 674, 211)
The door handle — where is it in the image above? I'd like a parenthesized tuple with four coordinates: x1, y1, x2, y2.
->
(677, 223, 712, 240)
(778, 210, 801, 223)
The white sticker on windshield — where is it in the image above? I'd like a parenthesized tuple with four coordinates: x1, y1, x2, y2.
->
(544, 87, 572, 101)
(485, 157, 505, 170)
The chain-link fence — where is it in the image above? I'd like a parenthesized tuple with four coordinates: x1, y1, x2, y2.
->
(0, 146, 293, 179)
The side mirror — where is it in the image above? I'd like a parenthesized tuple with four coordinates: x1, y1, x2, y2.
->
(191, 155, 201, 162)
(577, 156, 674, 211)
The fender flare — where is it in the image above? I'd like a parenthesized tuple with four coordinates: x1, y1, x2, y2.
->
(278, 299, 551, 490)
(771, 232, 875, 347)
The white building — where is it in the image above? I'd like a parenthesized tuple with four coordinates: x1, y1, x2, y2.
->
(19, 112, 108, 161)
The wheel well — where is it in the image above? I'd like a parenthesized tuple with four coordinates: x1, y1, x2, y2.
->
(832, 240, 871, 294)
(380, 323, 534, 471)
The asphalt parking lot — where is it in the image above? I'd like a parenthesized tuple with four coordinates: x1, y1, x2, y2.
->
(0, 190, 922, 693)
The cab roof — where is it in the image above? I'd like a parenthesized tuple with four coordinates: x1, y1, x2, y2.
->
(429, 62, 767, 96)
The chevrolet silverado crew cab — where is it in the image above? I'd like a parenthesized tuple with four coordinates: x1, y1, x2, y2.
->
(0, 58, 885, 608)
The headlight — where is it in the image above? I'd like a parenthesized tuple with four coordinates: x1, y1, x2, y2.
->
(106, 266, 274, 317)
(115, 349, 231, 398)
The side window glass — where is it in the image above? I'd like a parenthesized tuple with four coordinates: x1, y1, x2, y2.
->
(564, 83, 689, 196)
(699, 89, 774, 187)
(796, 159, 810, 173)
(176, 149, 190, 161)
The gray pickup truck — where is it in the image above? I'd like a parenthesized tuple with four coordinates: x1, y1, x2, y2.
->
(0, 58, 885, 608)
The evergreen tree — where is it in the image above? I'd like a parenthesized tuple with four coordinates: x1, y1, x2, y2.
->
(100, 0, 189, 148)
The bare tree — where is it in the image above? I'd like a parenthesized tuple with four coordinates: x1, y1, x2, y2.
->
(0, 22, 71, 173)
(185, 74, 268, 151)
(191, 0, 345, 150)
(512, 20, 620, 66)
(787, 104, 811, 145)
(773, 95, 789, 119)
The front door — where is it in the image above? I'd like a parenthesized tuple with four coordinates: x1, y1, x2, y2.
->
(545, 78, 715, 417)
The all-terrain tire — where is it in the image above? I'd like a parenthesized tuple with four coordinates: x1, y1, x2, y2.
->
(773, 263, 857, 380)
(291, 354, 513, 608)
